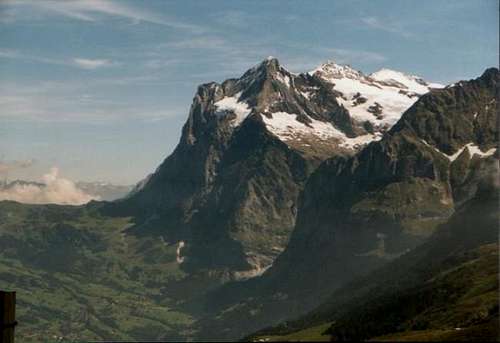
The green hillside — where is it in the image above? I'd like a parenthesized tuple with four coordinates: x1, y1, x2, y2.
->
(0, 201, 194, 341)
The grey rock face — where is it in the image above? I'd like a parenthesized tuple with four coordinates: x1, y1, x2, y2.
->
(111, 57, 440, 276)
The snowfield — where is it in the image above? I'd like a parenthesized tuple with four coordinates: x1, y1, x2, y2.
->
(214, 92, 252, 126)
(312, 62, 444, 129)
(262, 111, 381, 150)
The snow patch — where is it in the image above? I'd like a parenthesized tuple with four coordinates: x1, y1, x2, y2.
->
(333, 77, 420, 127)
(214, 92, 252, 126)
(263, 111, 381, 150)
(370, 68, 443, 93)
(275, 72, 291, 88)
(262, 112, 344, 141)
(176, 241, 185, 264)
(309, 61, 363, 79)
(465, 144, 497, 159)
(340, 132, 382, 149)
(421, 140, 497, 161)
(445, 143, 496, 161)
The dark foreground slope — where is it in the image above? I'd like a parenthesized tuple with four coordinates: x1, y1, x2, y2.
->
(249, 176, 499, 341)
(194, 68, 499, 340)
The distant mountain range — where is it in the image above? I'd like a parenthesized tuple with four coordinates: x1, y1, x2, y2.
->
(0, 179, 133, 203)
(0, 58, 497, 341)
(76, 181, 133, 201)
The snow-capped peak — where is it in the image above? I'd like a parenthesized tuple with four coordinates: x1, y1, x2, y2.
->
(369, 68, 442, 94)
(195, 57, 445, 156)
(370, 68, 419, 82)
(307, 62, 444, 132)
(309, 60, 364, 80)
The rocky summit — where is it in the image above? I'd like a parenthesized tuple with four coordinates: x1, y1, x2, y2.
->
(112, 57, 442, 278)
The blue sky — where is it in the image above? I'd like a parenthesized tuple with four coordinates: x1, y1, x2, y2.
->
(0, 0, 498, 184)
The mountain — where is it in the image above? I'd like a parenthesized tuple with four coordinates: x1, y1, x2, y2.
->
(76, 181, 133, 201)
(0, 58, 495, 342)
(193, 68, 499, 340)
(109, 57, 439, 277)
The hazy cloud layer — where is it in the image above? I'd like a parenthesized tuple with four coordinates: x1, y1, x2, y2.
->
(73, 58, 113, 70)
(0, 48, 116, 70)
(0, 159, 35, 175)
(0, 167, 99, 205)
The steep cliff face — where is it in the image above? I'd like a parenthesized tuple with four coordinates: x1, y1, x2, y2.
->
(193, 68, 498, 340)
(112, 57, 441, 275)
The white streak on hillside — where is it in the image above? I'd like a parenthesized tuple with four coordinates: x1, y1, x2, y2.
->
(0, 167, 99, 205)
(176, 241, 185, 264)
(446, 143, 497, 161)
(421, 140, 497, 161)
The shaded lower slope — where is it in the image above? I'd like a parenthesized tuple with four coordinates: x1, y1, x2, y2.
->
(247, 183, 499, 341)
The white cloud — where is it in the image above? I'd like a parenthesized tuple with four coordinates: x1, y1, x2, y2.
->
(73, 58, 112, 70)
(0, 48, 117, 70)
(361, 16, 413, 38)
(0, 167, 99, 205)
(3, 0, 204, 32)
(0, 81, 183, 123)
(0, 48, 18, 58)
(0, 159, 35, 175)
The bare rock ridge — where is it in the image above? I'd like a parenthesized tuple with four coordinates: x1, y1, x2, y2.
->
(110, 57, 443, 276)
